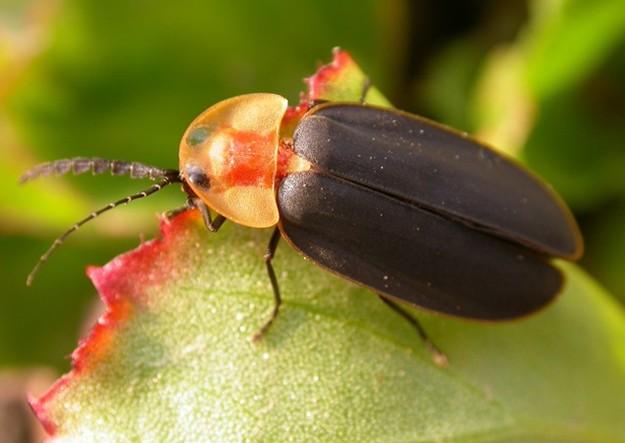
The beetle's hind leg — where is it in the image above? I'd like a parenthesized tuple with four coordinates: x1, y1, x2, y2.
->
(252, 228, 282, 342)
(378, 295, 448, 367)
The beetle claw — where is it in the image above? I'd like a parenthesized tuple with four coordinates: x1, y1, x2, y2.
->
(427, 343, 449, 368)
(250, 308, 279, 343)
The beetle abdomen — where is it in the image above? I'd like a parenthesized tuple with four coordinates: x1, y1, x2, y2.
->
(293, 104, 582, 260)
(278, 172, 562, 320)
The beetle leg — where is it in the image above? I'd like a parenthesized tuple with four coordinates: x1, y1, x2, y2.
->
(359, 76, 372, 104)
(165, 198, 195, 220)
(192, 198, 226, 232)
(252, 228, 283, 342)
(378, 295, 448, 367)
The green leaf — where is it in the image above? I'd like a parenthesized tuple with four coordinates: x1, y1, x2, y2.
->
(33, 213, 625, 442)
(31, 49, 625, 442)
(32, 51, 625, 442)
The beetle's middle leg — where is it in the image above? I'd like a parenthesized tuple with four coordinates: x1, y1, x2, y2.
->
(252, 228, 283, 342)
(378, 295, 448, 367)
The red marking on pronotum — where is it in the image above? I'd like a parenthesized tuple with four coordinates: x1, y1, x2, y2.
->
(221, 128, 277, 188)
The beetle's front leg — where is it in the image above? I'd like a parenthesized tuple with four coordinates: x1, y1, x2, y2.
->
(192, 197, 226, 233)
(165, 198, 195, 220)
(166, 198, 226, 233)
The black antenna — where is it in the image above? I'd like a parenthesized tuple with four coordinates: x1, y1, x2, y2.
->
(19, 157, 178, 183)
(20, 158, 181, 285)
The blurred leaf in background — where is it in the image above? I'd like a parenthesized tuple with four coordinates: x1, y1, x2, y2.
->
(0, 0, 405, 370)
(416, 0, 625, 303)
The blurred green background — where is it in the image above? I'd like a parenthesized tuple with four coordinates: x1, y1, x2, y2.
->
(0, 0, 624, 429)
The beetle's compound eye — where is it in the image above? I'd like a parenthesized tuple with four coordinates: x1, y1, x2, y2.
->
(186, 126, 211, 147)
(185, 164, 211, 189)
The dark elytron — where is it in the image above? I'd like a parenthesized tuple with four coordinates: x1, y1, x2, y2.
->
(277, 103, 582, 320)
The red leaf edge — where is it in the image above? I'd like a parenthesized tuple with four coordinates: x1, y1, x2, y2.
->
(30, 210, 200, 436)
(29, 48, 358, 438)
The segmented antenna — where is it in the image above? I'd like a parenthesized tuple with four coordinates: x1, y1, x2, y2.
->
(21, 158, 182, 285)
(19, 157, 178, 184)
